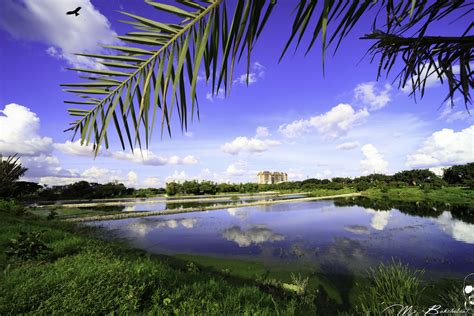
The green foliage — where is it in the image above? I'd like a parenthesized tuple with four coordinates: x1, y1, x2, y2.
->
(393, 169, 440, 186)
(0, 213, 309, 315)
(165, 182, 180, 196)
(0, 200, 28, 216)
(0, 154, 28, 198)
(37, 181, 139, 201)
(289, 273, 309, 296)
(5, 231, 50, 261)
(186, 261, 200, 273)
(357, 261, 425, 315)
(443, 163, 474, 185)
(356, 182, 371, 192)
(46, 210, 58, 220)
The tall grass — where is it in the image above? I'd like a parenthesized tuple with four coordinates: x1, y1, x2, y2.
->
(357, 260, 425, 315)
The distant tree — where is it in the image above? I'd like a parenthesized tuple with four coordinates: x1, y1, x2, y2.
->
(200, 181, 217, 195)
(331, 177, 352, 185)
(166, 182, 181, 196)
(443, 163, 474, 185)
(10, 181, 42, 199)
(393, 169, 438, 186)
(0, 154, 28, 198)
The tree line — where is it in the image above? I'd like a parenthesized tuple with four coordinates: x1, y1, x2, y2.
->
(1, 153, 472, 200)
(165, 163, 474, 195)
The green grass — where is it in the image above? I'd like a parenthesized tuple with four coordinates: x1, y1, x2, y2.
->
(1, 197, 469, 314)
(0, 211, 315, 315)
(362, 186, 474, 207)
(30, 206, 125, 219)
(356, 261, 426, 315)
(306, 188, 356, 197)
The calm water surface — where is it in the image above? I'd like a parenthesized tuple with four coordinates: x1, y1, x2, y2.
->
(87, 198, 474, 277)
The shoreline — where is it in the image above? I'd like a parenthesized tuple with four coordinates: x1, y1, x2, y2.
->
(38, 192, 307, 209)
(65, 192, 361, 222)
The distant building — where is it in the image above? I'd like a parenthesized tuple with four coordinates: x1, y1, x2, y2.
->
(429, 166, 450, 177)
(257, 171, 288, 184)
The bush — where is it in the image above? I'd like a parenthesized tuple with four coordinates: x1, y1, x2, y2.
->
(47, 210, 58, 220)
(356, 182, 371, 191)
(5, 231, 51, 261)
(357, 261, 425, 315)
(0, 200, 28, 216)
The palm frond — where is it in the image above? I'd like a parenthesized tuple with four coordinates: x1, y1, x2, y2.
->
(0, 154, 28, 186)
(63, 0, 276, 155)
(362, 33, 474, 109)
(281, 0, 473, 107)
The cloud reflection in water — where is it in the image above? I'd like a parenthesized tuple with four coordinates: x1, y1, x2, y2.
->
(222, 225, 285, 247)
(128, 218, 198, 236)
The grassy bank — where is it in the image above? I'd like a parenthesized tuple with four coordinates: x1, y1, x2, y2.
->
(0, 211, 316, 315)
(0, 205, 467, 314)
(361, 186, 474, 207)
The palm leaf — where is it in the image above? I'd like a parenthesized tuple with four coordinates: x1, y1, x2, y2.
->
(63, 0, 276, 155)
(281, 0, 473, 107)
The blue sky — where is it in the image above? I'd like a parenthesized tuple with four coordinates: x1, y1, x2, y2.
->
(0, 0, 472, 188)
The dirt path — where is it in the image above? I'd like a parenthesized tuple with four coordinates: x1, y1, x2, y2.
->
(39, 192, 306, 208)
(65, 192, 361, 222)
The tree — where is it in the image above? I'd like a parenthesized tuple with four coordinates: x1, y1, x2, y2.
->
(393, 169, 439, 186)
(443, 163, 474, 185)
(166, 182, 181, 196)
(62, 1, 473, 154)
(0, 154, 28, 198)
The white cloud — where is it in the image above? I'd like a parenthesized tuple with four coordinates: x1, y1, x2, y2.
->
(37, 166, 122, 186)
(364, 209, 391, 230)
(0, 0, 117, 68)
(126, 171, 138, 187)
(406, 126, 474, 168)
(0, 103, 53, 156)
(336, 141, 359, 150)
(233, 62, 266, 85)
(222, 225, 284, 247)
(360, 144, 389, 174)
(112, 150, 198, 166)
(184, 131, 194, 138)
(221, 136, 280, 155)
(354, 82, 392, 110)
(433, 211, 474, 244)
(226, 161, 247, 176)
(400, 63, 446, 93)
(81, 166, 121, 182)
(287, 168, 305, 181)
(181, 155, 198, 165)
(20, 154, 77, 178)
(438, 102, 472, 123)
(54, 140, 95, 157)
(255, 126, 270, 138)
(206, 88, 225, 102)
(279, 103, 369, 139)
(165, 171, 188, 183)
(143, 177, 161, 187)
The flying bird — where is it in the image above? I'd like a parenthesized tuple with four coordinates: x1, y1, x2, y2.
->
(66, 7, 81, 16)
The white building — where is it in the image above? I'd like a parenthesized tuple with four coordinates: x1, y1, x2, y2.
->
(429, 166, 450, 177)
(257, 171, 288, 184)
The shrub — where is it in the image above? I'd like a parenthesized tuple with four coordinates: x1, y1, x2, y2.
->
(47, 210, 58, 220)
(0, 200, 28, 216)
(5, 231, 51, 261)
(357, 261, 425, 315)
(356, 182, 371, 191)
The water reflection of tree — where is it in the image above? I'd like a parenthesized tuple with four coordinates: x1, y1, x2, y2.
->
(334, 197, 474, 224)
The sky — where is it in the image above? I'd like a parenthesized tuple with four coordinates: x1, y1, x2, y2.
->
(0, 0, 473, 188)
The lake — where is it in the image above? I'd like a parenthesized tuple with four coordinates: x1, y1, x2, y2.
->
(86, 197, 474, 278)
